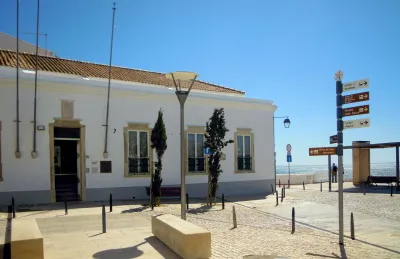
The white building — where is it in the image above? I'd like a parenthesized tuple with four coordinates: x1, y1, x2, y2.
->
(0, 50, 276, 205)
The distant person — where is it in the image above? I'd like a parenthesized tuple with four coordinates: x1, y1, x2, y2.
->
(332, 163, 338, 183)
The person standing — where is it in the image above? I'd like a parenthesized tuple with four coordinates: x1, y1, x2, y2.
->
(332, 163, 338, 183)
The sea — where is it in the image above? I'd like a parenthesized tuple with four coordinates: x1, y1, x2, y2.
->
(276, 162, 398, 182)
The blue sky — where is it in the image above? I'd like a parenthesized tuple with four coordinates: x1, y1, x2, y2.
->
(1, 0, 399, 166)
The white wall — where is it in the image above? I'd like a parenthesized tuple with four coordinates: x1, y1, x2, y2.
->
(0, 69, 275, 192)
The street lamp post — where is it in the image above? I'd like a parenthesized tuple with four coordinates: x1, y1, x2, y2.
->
(273, 116, 291, 191)
(165, 71, 198, 220)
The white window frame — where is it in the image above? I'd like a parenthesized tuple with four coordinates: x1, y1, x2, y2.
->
(128, 129, 149, 173)
(187, 132, 206, 173)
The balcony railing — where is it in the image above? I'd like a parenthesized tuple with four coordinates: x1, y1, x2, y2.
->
(128, 158, 150, 175)
(238, 156, 252, 171)
(188, 157, 205, 172)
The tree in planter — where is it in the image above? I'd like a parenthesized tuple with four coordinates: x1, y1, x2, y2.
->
(150, 109, 168, 207)
(204, 108, 233, 205)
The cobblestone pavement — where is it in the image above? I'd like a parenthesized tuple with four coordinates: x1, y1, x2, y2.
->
(287, 182, 400, 221)
(127, 200, 400, 259)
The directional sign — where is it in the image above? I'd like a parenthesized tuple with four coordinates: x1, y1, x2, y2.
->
(287, 154, 292, 163)
(286, 144, 292, 152)
(330, 135, 338, 144)
(344, 118, 370, 130)
(204, 147, 211, 155)
(342, 79, 369, 92)
(343, 91, 369, 104)
(343, 105, 369, 117)
(309, 147, 337, 156)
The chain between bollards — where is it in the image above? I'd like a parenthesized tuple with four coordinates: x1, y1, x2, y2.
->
(350, 212, 355, 240)
(12, 197, 16, 218)
(102, 203, 106, 233)
(222, 194, 225, 210)
(291, 207, 295, 234)
(110, 193, 113, 212)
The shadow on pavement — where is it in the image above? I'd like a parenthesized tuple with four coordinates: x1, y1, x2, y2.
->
(92, 241, 145, 259)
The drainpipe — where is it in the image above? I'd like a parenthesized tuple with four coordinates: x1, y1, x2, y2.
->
(31, 0, 40, 159)
(103, 2, 116, 159)
(14, 0, 21, 158)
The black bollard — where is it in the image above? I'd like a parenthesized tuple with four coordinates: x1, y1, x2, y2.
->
(64, 199, 68, 215)
(222, 194, 225, 210)
(279, 179, 281, 187)
(288, 179, 290, 189)
(12, 197, 15, 218)
(303, 181, 305, 190)
(350, 212, 355, 240)
(271, 184, 274, 193)
(8, 205, 12, 218)
(320, 182, 322, 192)
(283, 186, 286, 198)
(102, 204, 106, 233)
(281, 188, 284, 203)
(186, 193, 189, 210)
(391, 184, 393, 197)
(291, 207, 295, 234)
(275, 191, 278, 206)
(110, 194, 113, 212)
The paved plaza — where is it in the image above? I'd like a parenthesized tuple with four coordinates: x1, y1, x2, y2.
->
(0, 182, 399, 258)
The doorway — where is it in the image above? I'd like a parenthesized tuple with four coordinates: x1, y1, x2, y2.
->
(53, 127, 81, 202)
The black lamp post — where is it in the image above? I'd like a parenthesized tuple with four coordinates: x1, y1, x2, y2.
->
(273, 116, 291, 191)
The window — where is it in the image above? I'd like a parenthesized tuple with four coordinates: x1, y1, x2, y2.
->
(124, 123, 152, 177)
(234, 128, 255, 173)
(188, 133, 205, 172)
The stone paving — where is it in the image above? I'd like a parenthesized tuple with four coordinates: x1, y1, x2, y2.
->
(1, 183, 399, 258)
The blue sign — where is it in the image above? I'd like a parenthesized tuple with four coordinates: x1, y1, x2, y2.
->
(287, 154, 292, 163)
(204, 147, 211, 155)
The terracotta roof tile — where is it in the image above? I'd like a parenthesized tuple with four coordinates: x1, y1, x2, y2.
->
(0, 50, 245, 95)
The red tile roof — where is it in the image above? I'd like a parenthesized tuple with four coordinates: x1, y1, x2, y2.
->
(0, 50, 245, 95)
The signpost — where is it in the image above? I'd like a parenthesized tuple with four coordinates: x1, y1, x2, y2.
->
(309, 147, 337, 156)
(343, 105, 369, 117)
(343, 118, 370, 130)
(286, 144, 292, 186)
(342, 78, 369, 92)
(343, 91, 369, 104)
(330, 135, 338, 144)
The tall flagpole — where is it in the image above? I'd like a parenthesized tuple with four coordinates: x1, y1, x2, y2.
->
(103, 2, 116, 158)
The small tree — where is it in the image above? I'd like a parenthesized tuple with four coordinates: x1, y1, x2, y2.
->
(204, 108, 233, 205)
(150, 109, 168, 206)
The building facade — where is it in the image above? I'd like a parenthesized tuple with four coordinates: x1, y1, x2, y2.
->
(0, 50, 276, 205)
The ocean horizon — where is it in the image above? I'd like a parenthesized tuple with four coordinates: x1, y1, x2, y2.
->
(276, 162, 398, 182)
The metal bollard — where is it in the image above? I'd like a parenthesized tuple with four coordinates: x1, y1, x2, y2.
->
(391, 184, 393, 197)
(64, 199, 68, 215)
(303, 181, 305, 190)
(281, 188, 284, 203)
(271, 184, 274, 193)
(279, 179, 281, 187)
(350, 212, 355, 240)
(232, 206, 237, 228)
(110, 194, 113, 212)
(291, 207, 295, 234)
(288, 179, 290, 189)
(283, 186, 286, 198)
(320, 182, 322, 192)
(12, 197, 16, 218)
(275, 191, 278, 206)
(222, 194, 225, 210)
(186, 193, 189, 210)
(102, 204, 106, 233)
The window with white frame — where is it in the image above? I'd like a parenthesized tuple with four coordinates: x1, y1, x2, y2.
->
(237, 134, 252, 171)
(128, 130, 149, 174)
(187, 133, 205, 172)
